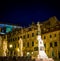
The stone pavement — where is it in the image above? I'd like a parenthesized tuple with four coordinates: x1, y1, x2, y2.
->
(0, 56, 33, 61)
(54, 59, 60, 61)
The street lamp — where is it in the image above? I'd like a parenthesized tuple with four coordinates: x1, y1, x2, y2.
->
(16, 48, 20, 52)
(9, 44, 13, 48)
(16, 48, 20, 56)
(27, 52, 30, 56)
(31, 52, 33, 54)
(9, 44, 13, 56)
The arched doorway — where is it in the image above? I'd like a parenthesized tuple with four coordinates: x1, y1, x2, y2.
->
(49, 47, 54, 58)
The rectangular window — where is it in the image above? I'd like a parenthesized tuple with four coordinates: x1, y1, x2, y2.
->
(15, 38, 17, 40)
(44, 44, 46, 48)
(32, 41, 34, 46)
(8, 39, 10, 42)
(18, 37, 19, 40)
(11, 51, 12, 55)
(27, 34, 29, 38)
(14, 52, 15, 55)
(20, 36, 22, 38)
(34, 27, 37, 30)
(18, 44, 19, 47)
(45, 50, 46, 52)
(44, 36, 46, 39)
(29, 28, 32, 31)
(23, 43, 25, 47)
(50, 42, 52, 47)
(54, 42, 57, 46)
(34, 47, 38, 51)
(54, 34, 56, 37)
(50, 35, 52, 38)
(13, 38, 14, 41)
(14, 44, 16, 48)
(11, 38, 12, 42)
(23, 35, 25, 39)
(27, 42, 29, 47)
(32, 33, 34, 37)
(4, 35, 5, 38)
(36, 32, 38, 35)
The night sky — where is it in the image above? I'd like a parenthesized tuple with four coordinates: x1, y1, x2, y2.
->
(0, 1, 60, 27)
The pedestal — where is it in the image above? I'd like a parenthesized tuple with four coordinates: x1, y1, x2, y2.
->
(35, 58, 54, 61)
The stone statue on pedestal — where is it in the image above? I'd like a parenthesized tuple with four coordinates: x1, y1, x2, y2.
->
(36, 22, 54, 61)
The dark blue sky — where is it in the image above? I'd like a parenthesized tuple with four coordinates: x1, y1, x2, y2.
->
(0, 1, 60, 27)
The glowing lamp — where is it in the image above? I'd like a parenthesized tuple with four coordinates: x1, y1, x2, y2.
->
(9, 44, 13, 48)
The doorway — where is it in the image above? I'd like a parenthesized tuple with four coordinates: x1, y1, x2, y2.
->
(59, 53, 60, 59)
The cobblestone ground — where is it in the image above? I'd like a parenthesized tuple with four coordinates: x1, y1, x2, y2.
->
(35, 59, 60, 61)
(54, 59, 60, 61)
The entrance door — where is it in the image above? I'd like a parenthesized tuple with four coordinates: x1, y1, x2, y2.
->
(59, 53, 60, 59)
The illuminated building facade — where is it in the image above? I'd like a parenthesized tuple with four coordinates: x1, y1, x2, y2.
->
(0, 16, 60, 59)
(7, 28, 23, 56)
(0, 23, 22, 56)
(19, 16, 60, 59)
(7, 16, 60, 59)
(0, 34, 7, 56)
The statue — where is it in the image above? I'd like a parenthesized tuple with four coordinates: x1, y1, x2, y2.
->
(37, 22, 41, 35)
(36, 22, 54, 61)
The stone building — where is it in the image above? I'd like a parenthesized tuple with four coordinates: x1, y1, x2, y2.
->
(0, 34, 7, 56)
(0, 16, 60, 59)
